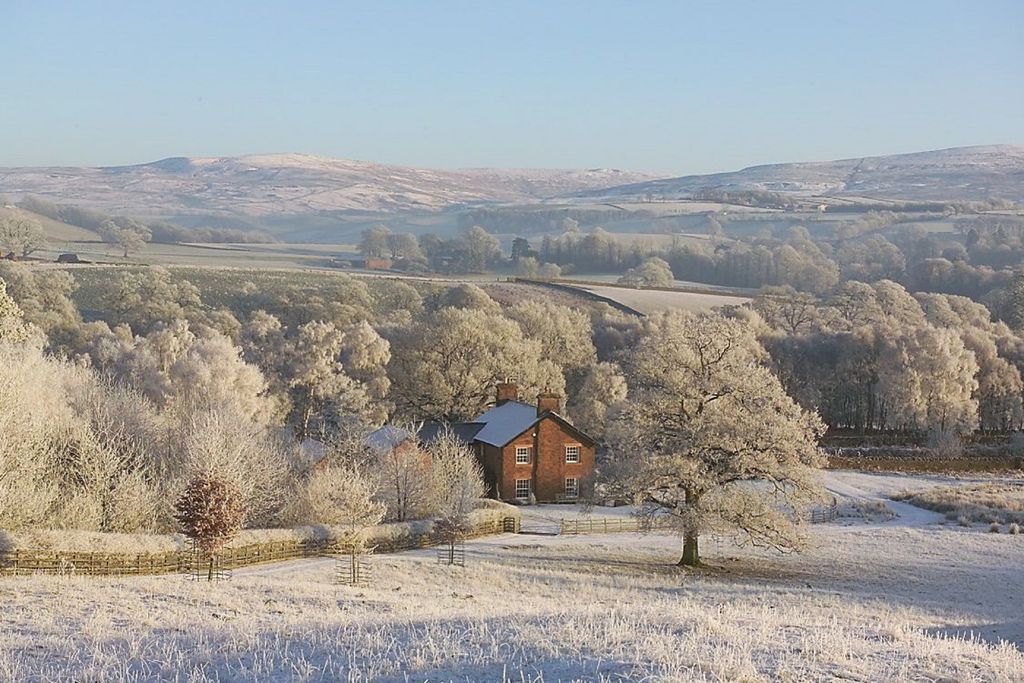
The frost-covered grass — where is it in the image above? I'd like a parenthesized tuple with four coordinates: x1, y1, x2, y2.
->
(894, 481, 1024, 526)
(2, 518, 1023, 681)
(571, 283, 750, 314)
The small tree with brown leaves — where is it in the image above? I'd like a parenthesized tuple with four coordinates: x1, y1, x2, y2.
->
(175, 473, 244, 580)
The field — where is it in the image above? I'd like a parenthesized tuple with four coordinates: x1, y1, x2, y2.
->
(2, 471, 1022, 682)
(568, 283, 752, 314)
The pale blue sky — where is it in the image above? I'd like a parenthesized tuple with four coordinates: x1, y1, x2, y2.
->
(2, 1, 1022, 173)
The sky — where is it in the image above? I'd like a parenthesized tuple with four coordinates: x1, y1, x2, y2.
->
(2, 1, 1022, 174)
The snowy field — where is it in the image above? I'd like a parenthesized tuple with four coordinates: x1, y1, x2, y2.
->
(570, 284, 751, 314)
(2, 471, 1023, 682)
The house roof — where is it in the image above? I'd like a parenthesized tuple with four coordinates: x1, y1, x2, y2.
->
(419, 421, 485, 445)
(369, 399, 596, 452)
(469, 400, 596, 448)
(365, 425, 415, 454)
(471, 400, 540, 447)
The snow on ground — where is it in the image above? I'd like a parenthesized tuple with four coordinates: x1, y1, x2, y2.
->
(2, 472, 1023, 681)
(571, 284, 751, 314)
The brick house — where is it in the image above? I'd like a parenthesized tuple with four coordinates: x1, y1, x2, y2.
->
(420, 381, 597, 504)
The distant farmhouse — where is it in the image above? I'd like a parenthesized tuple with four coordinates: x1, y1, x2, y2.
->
(370, 381, 596, 504)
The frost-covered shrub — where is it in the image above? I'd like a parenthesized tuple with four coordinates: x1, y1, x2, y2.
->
(894, 483, 1024, 526)
(1009, 523, 1021, 535)
(282, 463, 385, 546)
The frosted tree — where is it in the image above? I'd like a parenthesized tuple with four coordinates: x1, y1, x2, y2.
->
(117, 320, 273, 423)
(53, 377, 161, 532)
(175, 410, 292, 527)
(359, 224, 391, 258)
(0, 216, 46, 259)
(0, 262, 83, 349)
(754, 286, 820, 335)
(507, 300, 597, 379)
(388, 307, 565, 421)
(98, 218, 151, 258)
(0, 343, 63, 528)
(605, 311, 825, 566)
(427, 283, 500, 312)
(284, 320, 391, 438)
(428, 427, 486, 561)
(0, 279, 31, 344)
(368, 422, 435, 522)
(566, 361, 628, 441)
(875, 326, 979, 433)
(287, 462, 385, 549)
(617, 257, 674, 288)
(105, 267, 201, 332)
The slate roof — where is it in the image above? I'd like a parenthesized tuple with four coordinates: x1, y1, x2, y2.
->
(365, 425, 414, 454)
(368, 400, 595, 452)
(471, 400, 542, 447)
(419, 421, 485, 445)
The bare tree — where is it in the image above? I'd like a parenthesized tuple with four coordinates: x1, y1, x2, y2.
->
(374, 424, 435, 522)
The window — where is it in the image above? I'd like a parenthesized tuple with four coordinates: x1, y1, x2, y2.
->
(515, 479, 531, 500)
(564, 478, 578, 498)
(565, 445, 581, 463)
(515, 446, 531, 464)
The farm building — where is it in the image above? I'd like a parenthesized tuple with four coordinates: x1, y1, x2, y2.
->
(369, 381, 596, 504)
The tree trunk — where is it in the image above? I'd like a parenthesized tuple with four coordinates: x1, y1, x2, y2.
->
(207, 555, 214, 582)
(678, 488, 701, 567)
(678, 531, 700, 566)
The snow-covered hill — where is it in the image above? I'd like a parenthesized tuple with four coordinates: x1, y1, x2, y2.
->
(564, 145, 1024, 203)
(0, 153, 662, 218)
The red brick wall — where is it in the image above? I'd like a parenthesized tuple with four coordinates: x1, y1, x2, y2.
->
(477, 444, 504, 499)
(490, 418, 595, 503)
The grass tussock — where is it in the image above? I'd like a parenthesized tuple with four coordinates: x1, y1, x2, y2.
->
(893, 482, 1024, 526)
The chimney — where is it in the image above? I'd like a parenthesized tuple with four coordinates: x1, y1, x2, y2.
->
(496, 379, 518, 404)
(536, 389, 561, 415)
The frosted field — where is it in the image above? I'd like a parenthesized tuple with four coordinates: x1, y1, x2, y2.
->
(572, 283, 752, 314)
(2, 472, 1023, 682)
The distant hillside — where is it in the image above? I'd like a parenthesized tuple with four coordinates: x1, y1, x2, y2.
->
(564, 145, 1024, 204)
(0, 154, 663, 219)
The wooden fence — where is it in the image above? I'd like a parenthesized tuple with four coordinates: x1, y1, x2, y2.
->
(561, 503, 840, 535)
(809, 499, 839, 524)
(559, 517, 676, 535)
(0, 516, 518, 577)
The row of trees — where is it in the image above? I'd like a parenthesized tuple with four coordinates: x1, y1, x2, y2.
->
(359, 224, 504, 274)
(754, 281, 1024, 433)
(16, 195, 275, 245)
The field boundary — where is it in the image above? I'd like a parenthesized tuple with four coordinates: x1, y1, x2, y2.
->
(0, 516, 520, 577)
(512, 278, 643, 316)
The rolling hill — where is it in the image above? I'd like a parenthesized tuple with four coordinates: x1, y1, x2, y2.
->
(563, 145, 1024, 204)
(0, 154, 662, 220)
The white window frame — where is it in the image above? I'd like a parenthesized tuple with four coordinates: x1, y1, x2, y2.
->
(515, 479, 531, 500)
(565, 444, 581, 463)
(515, 445, 532, 464)
(564, 477, 579, 498)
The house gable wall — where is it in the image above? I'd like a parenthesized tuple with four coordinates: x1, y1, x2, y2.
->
(491, 416, 595, 503)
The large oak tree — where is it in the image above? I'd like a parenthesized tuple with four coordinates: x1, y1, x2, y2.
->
(605, 311, 825, 566)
